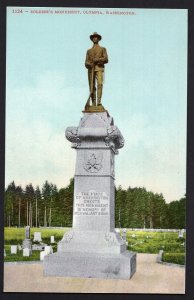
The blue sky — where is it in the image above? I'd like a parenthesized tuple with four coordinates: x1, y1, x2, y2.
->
(6, 7, 187, 202)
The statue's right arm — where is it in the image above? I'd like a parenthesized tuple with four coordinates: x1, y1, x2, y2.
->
(85, 50, 91, 69)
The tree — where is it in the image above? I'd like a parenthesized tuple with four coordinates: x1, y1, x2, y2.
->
(35, 186, 42, 227)
(4, 179, 185, 229)
(15, 185, 23, 227)
(115, 185, 127, 228)
(5, 181, 16, 226)
(25, 184, 35, 227)
(41, 181, 58, 227)
(56, 178, 74, 227)
(167, 196, 186, 228)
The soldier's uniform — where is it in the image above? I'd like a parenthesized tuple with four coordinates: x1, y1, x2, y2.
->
(85, 33, 108, 105)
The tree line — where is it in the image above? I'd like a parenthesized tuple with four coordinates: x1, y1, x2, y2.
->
(4, 180, 185, 229)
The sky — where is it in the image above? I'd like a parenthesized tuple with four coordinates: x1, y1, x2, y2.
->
(6, 7, 187, 203)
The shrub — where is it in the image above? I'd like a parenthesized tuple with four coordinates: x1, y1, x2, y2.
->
(162, 252, 185, 265)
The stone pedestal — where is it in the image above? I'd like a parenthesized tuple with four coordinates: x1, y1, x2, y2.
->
(44, 111, 136, 279)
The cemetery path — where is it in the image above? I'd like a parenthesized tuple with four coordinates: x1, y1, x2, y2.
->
(4, 253, 185, 294)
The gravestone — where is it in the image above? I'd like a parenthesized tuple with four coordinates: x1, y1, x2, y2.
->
(44, 111, 136, 279)
(33, 232, 42, 242)
(50, 236, 55, 243)
(22, 226, 32, 255)
(122, 229, 127, 241)
(40, 251, 47, 261)
(23, 248, 30, 257)
(45, 246, 53, 255)
(25, 225, 30, 239)
(4, 249, 6, 257)
(11, 245, 17, 254)
(178, 229, 184, 238)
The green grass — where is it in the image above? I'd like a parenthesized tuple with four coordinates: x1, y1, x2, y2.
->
(4, 227, 70, 262)
(4, 227, 186, 264)
(4, 227, 69, 245)
(126, 230, 185, 255)
(4, 245, 40, 262)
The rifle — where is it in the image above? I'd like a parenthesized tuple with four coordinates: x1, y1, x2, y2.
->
(85, 64, 95, 110)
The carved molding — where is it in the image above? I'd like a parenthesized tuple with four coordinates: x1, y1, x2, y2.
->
(65, 123, 124, 151)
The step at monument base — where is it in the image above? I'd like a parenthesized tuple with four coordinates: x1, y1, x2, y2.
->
(43, 251, 136, 280)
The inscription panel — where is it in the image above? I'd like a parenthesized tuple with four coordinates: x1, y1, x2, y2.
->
(74, 190, 109, 216)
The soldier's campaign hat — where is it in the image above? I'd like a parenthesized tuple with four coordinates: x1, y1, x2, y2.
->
(90, 32, 102, 41)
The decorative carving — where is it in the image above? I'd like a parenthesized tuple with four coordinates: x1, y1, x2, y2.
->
(65, 127, 81, 148)
(84, 152, 103, 173)
(104, 233, 117, 247)
(105, 126, 124, 152)
(62, 231, 74, 243)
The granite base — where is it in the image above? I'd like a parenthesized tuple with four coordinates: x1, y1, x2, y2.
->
(43, 251, 136, 280)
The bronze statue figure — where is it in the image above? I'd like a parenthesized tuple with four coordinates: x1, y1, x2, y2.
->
(85, 32, 108, 109)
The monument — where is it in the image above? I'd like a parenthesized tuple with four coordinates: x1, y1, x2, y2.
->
(44, 33, 136, 279)
(22, 226, 32, 255)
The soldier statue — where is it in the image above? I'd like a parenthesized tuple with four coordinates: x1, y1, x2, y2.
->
(85, 32, 108, 108)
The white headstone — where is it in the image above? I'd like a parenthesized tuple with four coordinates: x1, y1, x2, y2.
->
(33, 232, 42, 242)
(11, 245, 17, 254)
(40, 251, 47, 261)
(4, 249, 6, 257)
(44, 246, 53, 255)
(23, 248, 30, 257)
(178, 229, 184, 238)
(50, 236, 55, 243)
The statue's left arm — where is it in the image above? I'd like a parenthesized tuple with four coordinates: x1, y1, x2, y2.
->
(98, 47, 108, 65)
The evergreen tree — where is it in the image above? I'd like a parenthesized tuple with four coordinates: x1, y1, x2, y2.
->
(35, 186, 42, 227)
(58, 178, 74, 227)
(5, 181, 16, 226)
(25, 184, 35, 227)
(4, 179, 186, 229)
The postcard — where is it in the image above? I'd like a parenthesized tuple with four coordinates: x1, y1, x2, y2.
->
(4, 6, 187, 293)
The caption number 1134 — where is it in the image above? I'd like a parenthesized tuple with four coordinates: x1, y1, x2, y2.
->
(12, 9, 23, 13)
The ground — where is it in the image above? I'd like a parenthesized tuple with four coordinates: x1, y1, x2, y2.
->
(4, 253, 185, 293)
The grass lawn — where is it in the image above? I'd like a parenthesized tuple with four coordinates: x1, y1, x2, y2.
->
(4, 227, 70, 262)
(4, 227, 186, 264)
(126, 230, 185, 254)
